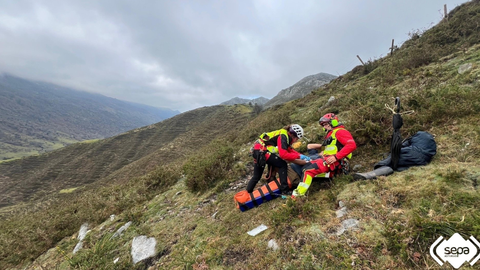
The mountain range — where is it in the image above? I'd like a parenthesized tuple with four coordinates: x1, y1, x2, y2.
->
(220, 72, 337, 108)
(1, 70, 334, 161)
(0, 74, 179, 160)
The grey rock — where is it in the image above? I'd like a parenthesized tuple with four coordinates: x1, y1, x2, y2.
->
(336, 207, 348, 218)
(336, 219, 360, 236)
(73, 241, 83, 254)
(342, 218, 359, 229)
(112, 221, 132, 238)
(458, 63, 473, 74)
(131, 235, 157, 264)
(268, 239, 279, 251)
(352, 164, 363, 171)
(73, 223, 89, 254)
(77, 223, 89, 241)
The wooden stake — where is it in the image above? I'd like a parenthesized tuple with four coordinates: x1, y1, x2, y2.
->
(356, 55, 365, 66)
(444, 4, 448, 21)
(390, 39, 395, 55)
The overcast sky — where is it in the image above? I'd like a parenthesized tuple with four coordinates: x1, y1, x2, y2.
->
(0, 0, 469, 112)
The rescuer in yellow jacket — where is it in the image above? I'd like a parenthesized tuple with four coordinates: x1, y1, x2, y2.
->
(246, 124, 309, 195)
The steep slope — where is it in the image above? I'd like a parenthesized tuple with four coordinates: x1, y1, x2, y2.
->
(0, 105, 253, 208)
(263, 72, 337, 108)
(0, 74, 179, 160)
(1, 1, 480, 269)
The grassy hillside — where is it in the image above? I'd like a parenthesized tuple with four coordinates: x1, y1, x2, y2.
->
(1, 1, 480, 269)
(0, 74, 179, 161)
(0, 105, 253, 209)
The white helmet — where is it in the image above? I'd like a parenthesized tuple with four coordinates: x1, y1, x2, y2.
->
(290, 124, 304, 139)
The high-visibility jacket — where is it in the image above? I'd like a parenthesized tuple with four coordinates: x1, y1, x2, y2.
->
(322, 127, 354, 160)
(258, 129, 301, 161)
(292, 126, 356, 197)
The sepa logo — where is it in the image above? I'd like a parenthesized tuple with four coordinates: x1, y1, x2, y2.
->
(430, 233, 480, 269)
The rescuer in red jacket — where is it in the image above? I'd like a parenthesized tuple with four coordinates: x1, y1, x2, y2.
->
(292, 113, 357, 198)
(246, 124, 309, 194)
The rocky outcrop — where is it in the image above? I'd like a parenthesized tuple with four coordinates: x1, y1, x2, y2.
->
(264, 72, 337, 108)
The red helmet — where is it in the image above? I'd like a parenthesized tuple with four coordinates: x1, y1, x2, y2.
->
(319, 113, 339, 127)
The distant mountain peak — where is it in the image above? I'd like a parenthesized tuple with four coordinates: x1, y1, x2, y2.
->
(220, 96, 269, 106)
(264, 72, 337, 108)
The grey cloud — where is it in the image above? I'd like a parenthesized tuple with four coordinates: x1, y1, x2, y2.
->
(0, 0, 468, 112)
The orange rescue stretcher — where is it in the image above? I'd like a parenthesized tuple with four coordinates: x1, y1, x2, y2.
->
(234, 167, 299, 212)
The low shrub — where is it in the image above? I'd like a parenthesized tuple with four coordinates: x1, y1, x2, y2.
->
(183, 140, 238, 192)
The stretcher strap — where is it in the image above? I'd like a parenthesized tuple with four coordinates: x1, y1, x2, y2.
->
(266, 183, 274, 195)
(273, 178, 281, 188)
(258, 188, 265, 203)
(249, 193, 258, 206)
